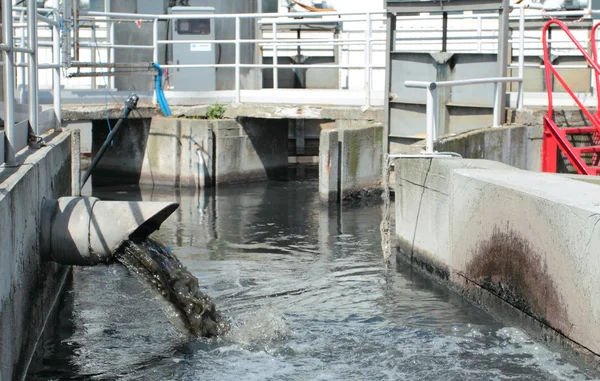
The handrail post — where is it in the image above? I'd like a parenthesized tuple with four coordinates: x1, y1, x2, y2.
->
(364, 12, 372, 108)
(3, 0, 16, 165)
(477, 16, 482, 53)
(52, 1, 61, 126)
(235, 16, 241, 103)
(493, 82, 501, 127)
(18, 10, 26, 104)
(272, 21, 278, 89)
(425, 84, 437, 154)
(153, 17, 159, 104)
(28, 0, 39, 136)
(517, 4, 525, 110)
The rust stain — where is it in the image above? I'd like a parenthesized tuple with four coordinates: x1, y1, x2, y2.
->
(466, 226, 570, 335)
(297, 108, 303, 116)
(326, 149, 331, 176)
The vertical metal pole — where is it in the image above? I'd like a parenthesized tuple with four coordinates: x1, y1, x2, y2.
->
(153, 17, 159, 104)
(425, 84, 437, 154)
(383, 12, 396, 155)
(71, 130, 81, 196)
(496, 0, 510, 126)
(235, 16, 241, 103)
(108, 0, 115, 90)
(4, 0, 16, 164)
(18, 10, 26, 104)
(28, 0, 39, 136)
(364, 12, 371, 108)
(442, 12, 448, 53)
(517, 5, 525, 110)
(72, 0, 79, 62)
(52, 1, 61, 126)
(477, 16, 483, 53)
(493, 82, 501, 127)
(272, 21, 278, 89)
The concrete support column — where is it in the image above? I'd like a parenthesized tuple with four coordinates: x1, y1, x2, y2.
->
(319, 129, 339, 202)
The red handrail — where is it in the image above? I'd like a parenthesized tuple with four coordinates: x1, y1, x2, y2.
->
(591, 21, 600, 110)
(543, 19, 600, 131)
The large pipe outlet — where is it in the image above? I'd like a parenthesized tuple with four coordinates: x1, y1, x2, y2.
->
(41, 197, 179, 265)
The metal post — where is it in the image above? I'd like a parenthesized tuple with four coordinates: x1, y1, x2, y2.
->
(18, 10, 26, 104)
(477, 16, 483, 53)
(496, 0, 510, 126)
(152, 17, 159, 104)
(517, 5, 525, 110)
(383, 12, 396, 155)
(235, 16, 241, 103)
(272, 21, 279, 89)
(28, 0, 39, 135)
(364, 12, 371, 108)
(3, 0, 16, 164)
(493, 82, 501, 127)
(442, 12, 448, 52)
(52, 2, 61, 125)
(425, 84, 437, 154)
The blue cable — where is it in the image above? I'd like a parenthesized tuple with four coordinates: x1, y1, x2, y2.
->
(152, 63, 172, 117)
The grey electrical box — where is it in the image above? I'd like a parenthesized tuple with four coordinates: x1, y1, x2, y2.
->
(169, 6, 216, 91)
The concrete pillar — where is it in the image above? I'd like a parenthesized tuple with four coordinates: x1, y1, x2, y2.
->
(319, 129, 339, 202)
(340, 125, 384, 199)
(295, 119, 305, 155)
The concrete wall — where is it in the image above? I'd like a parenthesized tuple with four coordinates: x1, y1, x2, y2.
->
(0, 131, 72, 381)
(318, 123, 384, 202)
(434, 125, 544, 172)
(394, 156, 600, 365)
(91, 117, 288, 187)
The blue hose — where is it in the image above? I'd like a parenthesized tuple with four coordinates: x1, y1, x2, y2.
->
(152, 63, 172, 117)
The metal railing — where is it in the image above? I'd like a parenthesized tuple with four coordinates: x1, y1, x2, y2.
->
(0, 0, 61, 166)
(401, 5, 528, 154)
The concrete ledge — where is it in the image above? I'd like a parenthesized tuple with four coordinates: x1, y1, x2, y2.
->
(395, 156, 600, 368)
(0, 131, 72, 380)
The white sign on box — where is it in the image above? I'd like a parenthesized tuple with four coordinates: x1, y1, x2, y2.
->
(190, 43, 212, 52)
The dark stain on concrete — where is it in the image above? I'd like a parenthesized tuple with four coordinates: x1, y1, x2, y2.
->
(466, 226, 570, 334)
(396, 235, 450, 282)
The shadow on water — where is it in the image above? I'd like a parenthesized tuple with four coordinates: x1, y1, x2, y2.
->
(29, 165, 596, 380)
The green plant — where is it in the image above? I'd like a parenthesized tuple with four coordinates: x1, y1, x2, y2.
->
(206, 103, 227, 120)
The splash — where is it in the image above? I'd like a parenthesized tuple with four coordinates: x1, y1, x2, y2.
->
(116, 237, 227, 338)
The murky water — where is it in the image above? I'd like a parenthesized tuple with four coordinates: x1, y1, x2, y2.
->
(30, 170, 594, 380)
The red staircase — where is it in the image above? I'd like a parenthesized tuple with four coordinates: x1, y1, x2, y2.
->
(542, 19, 600, 175)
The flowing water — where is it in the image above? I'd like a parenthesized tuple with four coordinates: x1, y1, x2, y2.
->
(30, 169, 595, 380)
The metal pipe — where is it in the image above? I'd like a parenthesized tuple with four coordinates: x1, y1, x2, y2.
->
(79, 10, 388, 20)
(272, 21, 278, 89)
(28, 0, 39, 135)
(404, 77, 521, 89)
(425, 85, 436, 154)
(517, 5, 525, 110)
(80, 94, 139, 188)
(364, 12, 371, 108)
(3, 0, 16, 165)
(235, 16, 241, 103)
(442, 12, 448, 52)
(73, 0, 79, 62)
(18, 10, 26, 104)
(493, 82, 501, 127)
(40, 197, 179, 266)
(52, 0, 61, 125)
(152, 17, 159, 104)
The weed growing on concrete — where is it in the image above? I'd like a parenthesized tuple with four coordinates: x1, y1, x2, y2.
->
(206, 103, 227, 119)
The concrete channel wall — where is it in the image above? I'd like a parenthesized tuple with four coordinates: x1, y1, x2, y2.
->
(318, 124, 384, 202)
(91, 117, 288, 187)
(0, 131, 72, 381)
(394, 156, 600, 366)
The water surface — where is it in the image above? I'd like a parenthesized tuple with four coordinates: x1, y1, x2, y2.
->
(30, 173, 594, 380)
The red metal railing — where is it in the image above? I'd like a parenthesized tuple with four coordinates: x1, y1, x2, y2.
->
(542, 19, 600, 174)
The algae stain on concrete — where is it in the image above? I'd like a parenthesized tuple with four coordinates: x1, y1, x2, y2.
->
(466, 226, 570, 334)
(348, 133, 360, 179)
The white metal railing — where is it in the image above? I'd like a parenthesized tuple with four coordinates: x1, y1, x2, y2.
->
(0, 0, 62, 166)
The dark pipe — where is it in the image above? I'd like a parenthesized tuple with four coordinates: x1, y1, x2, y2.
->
(442, 12, 448, 53)
(80, 94, 139, 189)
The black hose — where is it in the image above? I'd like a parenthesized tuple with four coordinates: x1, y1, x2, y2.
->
(80, 94, 140, 189)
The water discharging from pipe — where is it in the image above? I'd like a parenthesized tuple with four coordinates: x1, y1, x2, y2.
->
(115, 238, 227, 338)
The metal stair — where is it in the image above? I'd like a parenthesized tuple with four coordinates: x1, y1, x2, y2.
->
(542, 19, 600, 175)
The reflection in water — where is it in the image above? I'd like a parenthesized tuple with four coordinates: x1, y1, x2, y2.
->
(30, 173, 594, 380)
